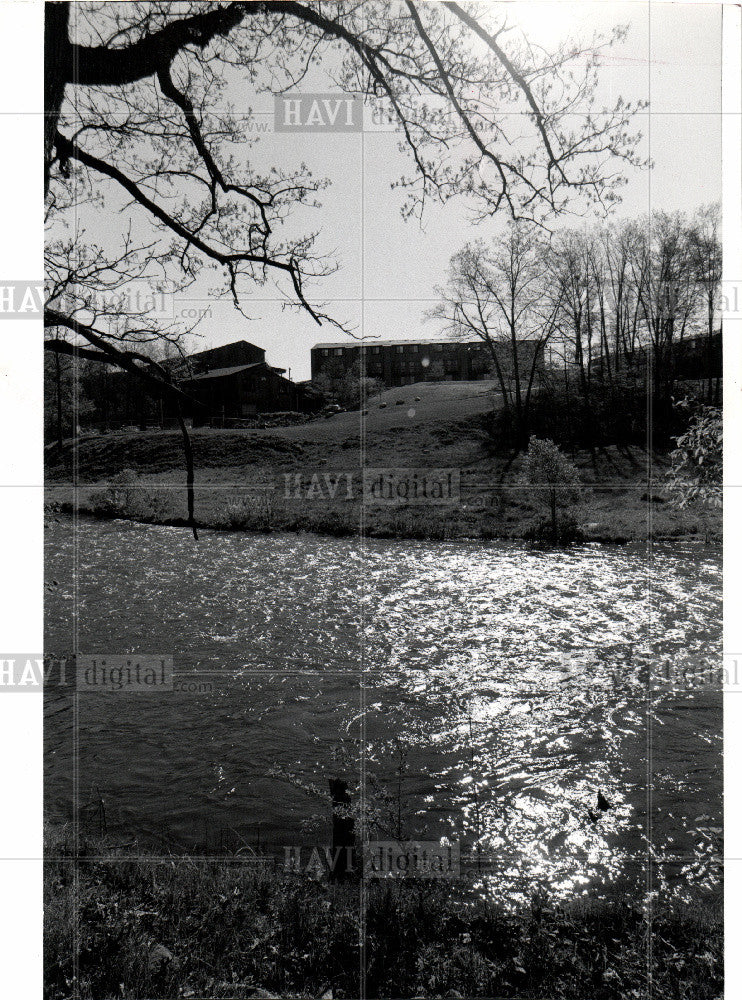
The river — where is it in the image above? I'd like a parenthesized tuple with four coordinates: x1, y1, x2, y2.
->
(44, 515, 721, 904)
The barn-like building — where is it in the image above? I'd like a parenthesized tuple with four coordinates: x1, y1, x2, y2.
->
(95, 340, 305, 429)
(171, 341, 298, 423)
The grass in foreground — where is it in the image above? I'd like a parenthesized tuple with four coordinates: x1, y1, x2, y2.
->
(45, 831, 722, 1000)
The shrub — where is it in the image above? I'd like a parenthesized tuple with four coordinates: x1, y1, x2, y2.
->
(87, 469, 168, 521)
(224, 491, 278, 532)
(524, 514, 583, 546)
(521, 437, 583, 544)
(666, 399, 722, 509)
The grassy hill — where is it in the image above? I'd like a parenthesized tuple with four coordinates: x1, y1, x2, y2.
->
(45, 381, 719, 543)
(324, 379, 503, 434)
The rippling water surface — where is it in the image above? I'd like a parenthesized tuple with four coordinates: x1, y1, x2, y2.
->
(45, 516, 721, 904)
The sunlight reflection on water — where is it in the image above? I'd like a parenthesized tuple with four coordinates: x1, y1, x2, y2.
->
(45, 517, 721, 903)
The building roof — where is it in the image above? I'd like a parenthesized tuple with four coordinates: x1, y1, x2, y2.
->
(312, 338, 540, 350)
(187, 339, 265, 361)
(313, 339, 447, 349)
(181, 363, 265, 382)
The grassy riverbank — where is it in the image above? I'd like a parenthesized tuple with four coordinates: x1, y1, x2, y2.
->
(45, 383, 720, 543)
(45, 441, 718, 545)
(45, 829, 721, 1000)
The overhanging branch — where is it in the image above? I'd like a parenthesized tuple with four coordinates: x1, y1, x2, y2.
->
(67, 3, 252, 86)
(44, 308, 199, 409)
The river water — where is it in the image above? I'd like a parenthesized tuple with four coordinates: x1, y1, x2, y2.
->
(45, 515, 721, 903)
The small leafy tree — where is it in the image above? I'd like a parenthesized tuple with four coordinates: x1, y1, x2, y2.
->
(522, 437, 582, 541)
(425, 358, 446, 382)
(666, 401, 722, 509)
(314, 362, 384, 409)
(338, 373, 385, 411)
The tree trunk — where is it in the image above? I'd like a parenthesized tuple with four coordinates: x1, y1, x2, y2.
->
(510, 326, 524, 443)
(328, 778, 355, 882)
(176, 405, 199, 541)
(706, 302, 715, 403)
(550, 488, 557, 540)
(45, 3, 71, 195)
(54, 348, 63, 448)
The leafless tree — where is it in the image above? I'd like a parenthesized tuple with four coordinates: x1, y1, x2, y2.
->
(687, 203, 722, 402)
(546, 227, 597, 394)
(631, 211, 701, 399)
(46, 1, 646, 322)
(541, 211, 719, 446)
(431, 223, 560, 443)
(600, 218, 644, 369)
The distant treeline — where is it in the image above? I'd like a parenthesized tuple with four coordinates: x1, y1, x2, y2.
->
(435, 205, 722, 447)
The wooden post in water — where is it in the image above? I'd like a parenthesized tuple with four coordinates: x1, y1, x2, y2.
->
(328, 778, 355, 882)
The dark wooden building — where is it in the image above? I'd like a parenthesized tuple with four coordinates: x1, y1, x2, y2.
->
(90, 340, 301, 429)
(171, 341, 299, 424)
(168, 340, 267, 377)
(180, 362, 297, 423)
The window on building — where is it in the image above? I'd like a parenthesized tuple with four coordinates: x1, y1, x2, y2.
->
(395, 345, 404, 354)
(371, 346, 381, 354)
(409, 345, 418, 353)
(434, 344, 443, 352)
(321, 348, 329, 356)
(334, 348, 343, 356)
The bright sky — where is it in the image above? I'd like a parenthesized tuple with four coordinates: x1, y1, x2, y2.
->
(87, 1, 724, 381)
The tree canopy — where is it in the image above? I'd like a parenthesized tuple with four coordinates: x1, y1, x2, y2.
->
(45, 1, 646, 353)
